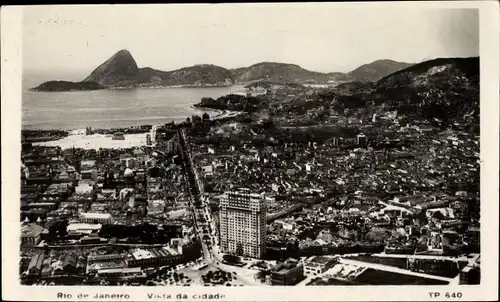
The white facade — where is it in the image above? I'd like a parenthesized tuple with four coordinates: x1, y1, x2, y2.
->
(219, 190, 267, 259)
(303, 256, 336, 276)
(79, 212, 113, 224)
(67, 223, 102, 235)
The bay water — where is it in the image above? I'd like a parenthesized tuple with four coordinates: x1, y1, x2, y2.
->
(22, 71, 245, 130)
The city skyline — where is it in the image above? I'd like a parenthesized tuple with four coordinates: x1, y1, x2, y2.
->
(23, 5, 479, 74)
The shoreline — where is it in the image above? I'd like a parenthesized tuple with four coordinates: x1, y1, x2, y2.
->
(22, 109, 224, 134)
(189, 105, 225, 119)
(26, 83, 241, 93)
(191, 104, 245, 121)
(23, 88, 249, 133)
(23, 106, 244, 144)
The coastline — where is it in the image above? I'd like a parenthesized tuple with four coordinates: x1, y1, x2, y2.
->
(190, 105, 225, 119)
(190, 105, 244, 121)
(22, 106, 243, 134)
(22, 83, 248, 137)
(23, 105, 244, 148)
(27, 83, 238, 93)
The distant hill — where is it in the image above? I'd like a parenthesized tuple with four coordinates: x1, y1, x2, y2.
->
(334, 81, 376, 95)
(28, 49, 428, 91)
(343, 57, 479, 126)
(348, 59, 414, 82)
(83, 50, 234, 88)
(231, 60, 412, 84)
(375, 57, 479, 89)
(231, 62, 353, 84)
(283, 57, 479, 131)
(30, 80, 105, 92)
(231, 62, 320, 83)
(326, 72, 354, 83)
(244, 80, 305, 90)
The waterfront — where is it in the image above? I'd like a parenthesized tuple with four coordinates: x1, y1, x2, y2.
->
(32, 133, 148, 149)
(22, 83, 245, 130)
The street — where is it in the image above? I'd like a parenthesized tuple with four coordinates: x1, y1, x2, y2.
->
(177, 129, 261, 286)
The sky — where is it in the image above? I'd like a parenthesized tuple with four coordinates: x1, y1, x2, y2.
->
(22, 4, 479, 76)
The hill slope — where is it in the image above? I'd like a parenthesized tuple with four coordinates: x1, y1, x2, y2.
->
(348, 59, 414, 82)
(231, 60, 412, 84)
(373, 57, 479, 123)
(30, 80, 105, 92)
(83, 50, 234, 88)
(84, 49, 140, 87)
(334, 57, 479, 126)
(273, 57, 479, 131)
(29, 49, 417, 90)
(244, 80, 305, 90)
(231, 62, 353, 84)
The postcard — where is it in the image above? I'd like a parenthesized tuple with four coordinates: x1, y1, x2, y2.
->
(1, 2, 498, 301)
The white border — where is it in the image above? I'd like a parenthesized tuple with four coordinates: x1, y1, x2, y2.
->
(2, 2, 499, 301)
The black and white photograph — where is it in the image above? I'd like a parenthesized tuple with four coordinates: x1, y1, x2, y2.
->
(1, 2, 498, 301)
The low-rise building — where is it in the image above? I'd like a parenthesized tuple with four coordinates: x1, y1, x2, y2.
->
(269, 258, 304, 285)
(127, 246, 183, 268)
(79, 212, 113, 224)
(96, 267, 146, 280)
(67, 223, 102, 236)
(21, 223, 44, 245)
(81, 160, 97, 171)
(303, 256, 337, 276)
(87, 254, 127, 274)
(459, 266, 480, 285)
(407, 258, 464, 275)
(27, 252, 45, 276)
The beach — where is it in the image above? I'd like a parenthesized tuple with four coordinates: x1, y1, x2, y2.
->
(33, 133, 148, 150)
(31, 108, 244, 150)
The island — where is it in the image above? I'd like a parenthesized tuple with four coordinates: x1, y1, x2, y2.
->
(30, 81, 105, 92)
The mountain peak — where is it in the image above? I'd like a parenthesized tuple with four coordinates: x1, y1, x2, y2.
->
(116, 49, 132, 56)
(102, 49, 137, 69)
(347, 59, 414, 82)
(84, 49, 139, 86)
(371, 59, 398, 63)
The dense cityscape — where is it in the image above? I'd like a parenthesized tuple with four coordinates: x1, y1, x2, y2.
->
(20, 78, 481, 287)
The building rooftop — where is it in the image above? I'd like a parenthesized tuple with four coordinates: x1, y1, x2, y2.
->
(28, 252, 45, 270)
(67, 223, 103, 232)
(98, 267, 142, 274)
(88, 253, 125, 262)
(80, 212, 111, 220)
(81, 160, 97, 166)
(21, 223, 44, 238)
(131, 246, 180, 260)
(131, 248, 155, 260)
(307, 255, 335, 265)
(272, 258, 301, 275)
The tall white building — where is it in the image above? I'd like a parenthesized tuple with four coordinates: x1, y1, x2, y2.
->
(219, 189, 267, 259)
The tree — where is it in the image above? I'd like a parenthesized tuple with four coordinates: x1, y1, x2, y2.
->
(432, 211, 445, 220)
(223, 254, 241, 264)
(48, 219, 69, 242)
(204, 183, 215, 193)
